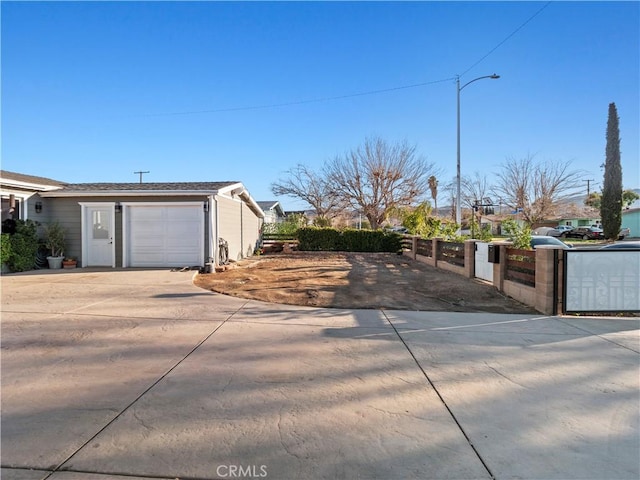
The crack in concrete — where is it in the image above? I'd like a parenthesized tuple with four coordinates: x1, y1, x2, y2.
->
(484, 362, 529, 389)
(381, 309, 496, 480)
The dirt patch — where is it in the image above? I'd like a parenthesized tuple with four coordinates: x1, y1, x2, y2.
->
(194, 252, 535, 313)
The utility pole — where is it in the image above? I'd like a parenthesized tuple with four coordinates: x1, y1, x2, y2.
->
(584, 179, 595, 197)
(134, 171, 150, 184)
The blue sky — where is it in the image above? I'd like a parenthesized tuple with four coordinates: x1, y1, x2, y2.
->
(2, 1, 639, 211)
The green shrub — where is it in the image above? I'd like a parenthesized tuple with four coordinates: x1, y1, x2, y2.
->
(297, 227, 402, 253)
(1, 233, 11, 265)
(263, 213, 307, 236)
(7, 220, 40, 272)
(478, 224, 494, 242)
(297, 227, 342, 251)
(501, 218, 532, 250)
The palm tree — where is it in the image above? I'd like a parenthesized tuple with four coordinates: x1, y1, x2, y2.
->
(428, 175, 438, 212)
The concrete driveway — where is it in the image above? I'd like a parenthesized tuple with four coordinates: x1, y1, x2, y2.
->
(1, 269, 639, 480)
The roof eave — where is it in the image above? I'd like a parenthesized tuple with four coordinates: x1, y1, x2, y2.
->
(40, 189, 220, 198)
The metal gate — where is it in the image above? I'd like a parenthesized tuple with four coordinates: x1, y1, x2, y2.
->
(564, 249, 640, 313)
(474, 242, 494, 283)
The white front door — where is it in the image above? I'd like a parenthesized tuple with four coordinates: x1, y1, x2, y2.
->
(85, 205, 115, 266)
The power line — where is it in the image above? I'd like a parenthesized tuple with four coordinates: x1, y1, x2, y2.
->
(137, 3, 551, 118)
(139, 77, 456, 117)
(459, 1, 553, 78)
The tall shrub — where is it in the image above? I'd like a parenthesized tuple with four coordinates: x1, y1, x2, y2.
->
(601, 102, 623, 240)
(8, 220, 40, 272)
(501, 218, 532, 250)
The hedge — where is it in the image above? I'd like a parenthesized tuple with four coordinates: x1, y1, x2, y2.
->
(297, 227, 402, 253)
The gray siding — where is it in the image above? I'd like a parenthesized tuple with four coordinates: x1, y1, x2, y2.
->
(242, 201, 261, 257)
(217, 195, 243, 261)
(47, 195, 208, 267)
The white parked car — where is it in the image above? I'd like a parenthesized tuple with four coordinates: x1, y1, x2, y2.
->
(530, 236, 573, 250)
(532, 226, 561, 237)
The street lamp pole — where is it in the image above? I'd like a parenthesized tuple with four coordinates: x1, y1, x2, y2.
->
(456, 73, 500, 231)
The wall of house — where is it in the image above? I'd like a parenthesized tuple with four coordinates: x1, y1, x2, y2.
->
(622, 210, 640, 238)
(40, 196, 83, 262)
(242, 200, 261, 257)
(216, 194, 263, 262)
(217, 195, 243, 261)
(46, 195, 209, 267)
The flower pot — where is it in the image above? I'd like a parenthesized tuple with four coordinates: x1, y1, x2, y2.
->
(46, 256, 64, 269)
(63, 260, 77, 269)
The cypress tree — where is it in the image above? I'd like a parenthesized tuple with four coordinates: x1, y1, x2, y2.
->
(601, 103, 622, 240)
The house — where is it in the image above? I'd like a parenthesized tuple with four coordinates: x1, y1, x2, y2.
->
(257, 201, 286, 224)
(622, 208, 639, 238)
(1, 170, 65, 222)
(1, 170, 264, 269)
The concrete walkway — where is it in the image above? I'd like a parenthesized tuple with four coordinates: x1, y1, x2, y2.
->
(1, 269, 638, 480)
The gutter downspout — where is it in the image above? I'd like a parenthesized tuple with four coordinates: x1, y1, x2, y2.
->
(208, 194, 215, 269)
(214, 194, 220, 266)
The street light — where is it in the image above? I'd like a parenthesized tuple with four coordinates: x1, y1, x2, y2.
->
(456, 73, 500, 231)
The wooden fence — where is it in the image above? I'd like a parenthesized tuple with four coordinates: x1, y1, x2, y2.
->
(437, 242, 465, 267)
(505, 247, 536, 287)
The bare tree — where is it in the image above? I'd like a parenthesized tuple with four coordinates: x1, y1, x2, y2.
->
(325, 136, 436, 230)
(461, 172, 492, 211)
(492, 155, 584, 225)
(271, 164, 344, 222)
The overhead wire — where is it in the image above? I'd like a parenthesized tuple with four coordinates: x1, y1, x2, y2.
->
(138, 2, 552, 118)
(458, 0, 553, 78)
(140, 77, 455, 117)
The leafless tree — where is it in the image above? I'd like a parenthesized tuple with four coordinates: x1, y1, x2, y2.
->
(492, 155, 584, 225)
(271, 164, 344, 222)
(461, 172, 492, 211)
(325, 136, 437, 230)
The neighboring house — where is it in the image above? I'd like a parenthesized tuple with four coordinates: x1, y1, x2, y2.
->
(1, 170, 65, 222)
(622, 208, 640, 238)
(2, 170, 264, 268)
(257, 201, 286, 224)
(556, 217, 601, 228)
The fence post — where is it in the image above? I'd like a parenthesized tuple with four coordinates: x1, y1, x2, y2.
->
(432, 238, 440, 268)
(534, 246, 559, 315)
(493, 244, 508, 292)
(464, 240, 475, 278)
(411, 235, 417, 260)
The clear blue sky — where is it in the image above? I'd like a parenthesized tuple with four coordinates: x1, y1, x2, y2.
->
(2, 1, 638, 211)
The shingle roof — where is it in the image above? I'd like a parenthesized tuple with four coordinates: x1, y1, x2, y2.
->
(0, 170, 66, 187)
(257, 201, 280, 210)
(59, 181, 240, 192)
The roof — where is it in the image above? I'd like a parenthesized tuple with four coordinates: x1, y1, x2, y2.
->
(257, 201, 279, 210)
(0, 170, 66, 189)
(57, 181, 239, 192)
(39, 181, 242, 197)
(38, 180, 264, 218)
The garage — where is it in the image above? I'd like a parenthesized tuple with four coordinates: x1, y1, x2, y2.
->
(125, 203, 204, 268)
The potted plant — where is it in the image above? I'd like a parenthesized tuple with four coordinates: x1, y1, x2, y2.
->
(43, 221, 66, 269)
(62, 257, 77, 269)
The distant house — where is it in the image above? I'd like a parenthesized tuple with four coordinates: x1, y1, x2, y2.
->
(257, 201, 286, 224)
(557, 216, 601, 228)
(1, 170, 264, 268)
(622, 208, 640, 238)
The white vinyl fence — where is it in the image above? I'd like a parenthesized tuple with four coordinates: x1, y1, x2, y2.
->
(474, 242, 494, 283)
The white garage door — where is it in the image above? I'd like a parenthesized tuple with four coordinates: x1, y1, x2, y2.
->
(127, 204, 204, 267)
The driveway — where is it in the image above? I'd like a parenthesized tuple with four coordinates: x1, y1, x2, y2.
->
(1, 269, 639, 480)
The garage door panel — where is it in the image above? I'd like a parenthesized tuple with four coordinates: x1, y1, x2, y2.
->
(127, 204, 204, 267)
